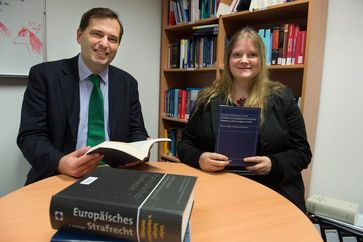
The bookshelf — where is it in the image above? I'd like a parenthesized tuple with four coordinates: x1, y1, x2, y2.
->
(158, 0, 327, 192)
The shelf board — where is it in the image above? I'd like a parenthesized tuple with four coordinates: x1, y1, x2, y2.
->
(164, 67, 217, 73)
(218, 64, 304, 72)
(165, 17, 219, 32)
(161, 154, 181, 163)
(268, 64, 304, 70)
(162, 116, 188, 123)
(222, 0, 309, 33)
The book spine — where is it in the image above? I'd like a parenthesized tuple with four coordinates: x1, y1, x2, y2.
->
(281, 23, 288, 65)
(277, 24, 285, 65)
(271, 26, 279, 65)
(298, 30, 306, 64)
(291, 24, 299, 64)
(285, 23, 295, 65)
(265, 28, 272, 65)
(169, 1, 177, 26)
(180, 89, 187, 119)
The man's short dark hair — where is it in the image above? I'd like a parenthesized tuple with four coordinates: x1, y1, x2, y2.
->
(79, 7, 123, 42)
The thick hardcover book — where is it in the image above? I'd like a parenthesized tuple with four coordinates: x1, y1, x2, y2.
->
(85, 138, 171, 167)
(50, 168, 196, 242)
(51, 222, 191, 242)
(215, 105, 260, 169)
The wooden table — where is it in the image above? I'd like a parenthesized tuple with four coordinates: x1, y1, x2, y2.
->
(0, 162, 322, 242)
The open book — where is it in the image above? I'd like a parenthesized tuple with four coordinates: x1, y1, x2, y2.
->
(85, 138, 171, 166)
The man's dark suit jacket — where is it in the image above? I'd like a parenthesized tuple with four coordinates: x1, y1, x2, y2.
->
(177, 88, 311, 212)
(17, 55, 148, 185)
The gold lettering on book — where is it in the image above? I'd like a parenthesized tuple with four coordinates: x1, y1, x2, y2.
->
(153, 222, 159, 239)
(147, 215, 153, 241)
(160, 224, 165, 239)
(140, 219, 146, 239)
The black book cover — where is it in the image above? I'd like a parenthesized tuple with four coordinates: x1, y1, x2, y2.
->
(215, 105, 260, 169)
(236, 0, 252, 11)
(50, 167, 197, 242)
(170, 40, 180, 68)
(51, 222, 191, 242)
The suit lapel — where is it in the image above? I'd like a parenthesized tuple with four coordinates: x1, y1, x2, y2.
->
(259, 95, 272, 134)
(108, 68, 121, 139)
(58, 56, 80, 141)
(210, 95, 225, 139)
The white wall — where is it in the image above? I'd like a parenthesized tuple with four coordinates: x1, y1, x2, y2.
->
(0, 79, 31, 194)
(0, 0, 161, 196)
(309, 0, 363, 208)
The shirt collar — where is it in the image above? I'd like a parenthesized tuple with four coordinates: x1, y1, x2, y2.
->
(78, 55, 109, 84)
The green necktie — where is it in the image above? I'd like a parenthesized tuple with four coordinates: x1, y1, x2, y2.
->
(87, 74, 105, 147)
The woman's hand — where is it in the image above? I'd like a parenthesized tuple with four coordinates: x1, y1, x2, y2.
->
(244, 156, 272, 175)
(198, 152, 230, 172)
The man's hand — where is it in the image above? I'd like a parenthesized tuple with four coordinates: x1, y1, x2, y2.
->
(58, 147, 103, 178)
(244, 156, 272, 175)
(198, 152, 230, 172)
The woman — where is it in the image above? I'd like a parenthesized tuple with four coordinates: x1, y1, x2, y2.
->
(177, 27, 312, 212)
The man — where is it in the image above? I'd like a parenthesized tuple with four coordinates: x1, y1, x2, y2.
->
(17, 8, 148, 185)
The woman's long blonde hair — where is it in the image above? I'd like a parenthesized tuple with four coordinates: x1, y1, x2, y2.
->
(193, 26, 284, 124)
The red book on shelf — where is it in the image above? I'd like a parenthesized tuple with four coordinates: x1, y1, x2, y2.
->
(291, 24, 300, 65)
(169, 0, 177, 25)
(297, 30, 307, 64)
(294, 30, 302, 65)
(178, 89, 187, 120)
(286, 23, 297, 65)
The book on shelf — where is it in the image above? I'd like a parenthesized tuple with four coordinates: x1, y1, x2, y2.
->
(164, 88, 203, 120)
(271, 25, 279, 65)
(165, 127, 183, 157)
(51, 222, 191, 242)
(85, 138, 171, 167)
(250, 0, 287, 11)
(257, 28, 271, 65)
(168, 34, 217, 69)
(169, 0, 217, 24)
(50, 167, 197, 242)
(169, 0, 177, 26)
(229, 0, 241, 13)
(185, 87, 203, 120)
(258, 23, 306, 67)
(169, 40, 180, 68)
(178, 89, 187, 119)
(285, 23, 297, 65)
(235, 0, 252, 12)
(306, 194, 360, 225)
(280, 23, 288, 65)
(192, 24, 218, 36)
(249, 0, 259, 11)
(215, 105, 260, 170)
(296, 30, 306, 64)
(216, 0, 234, 16)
